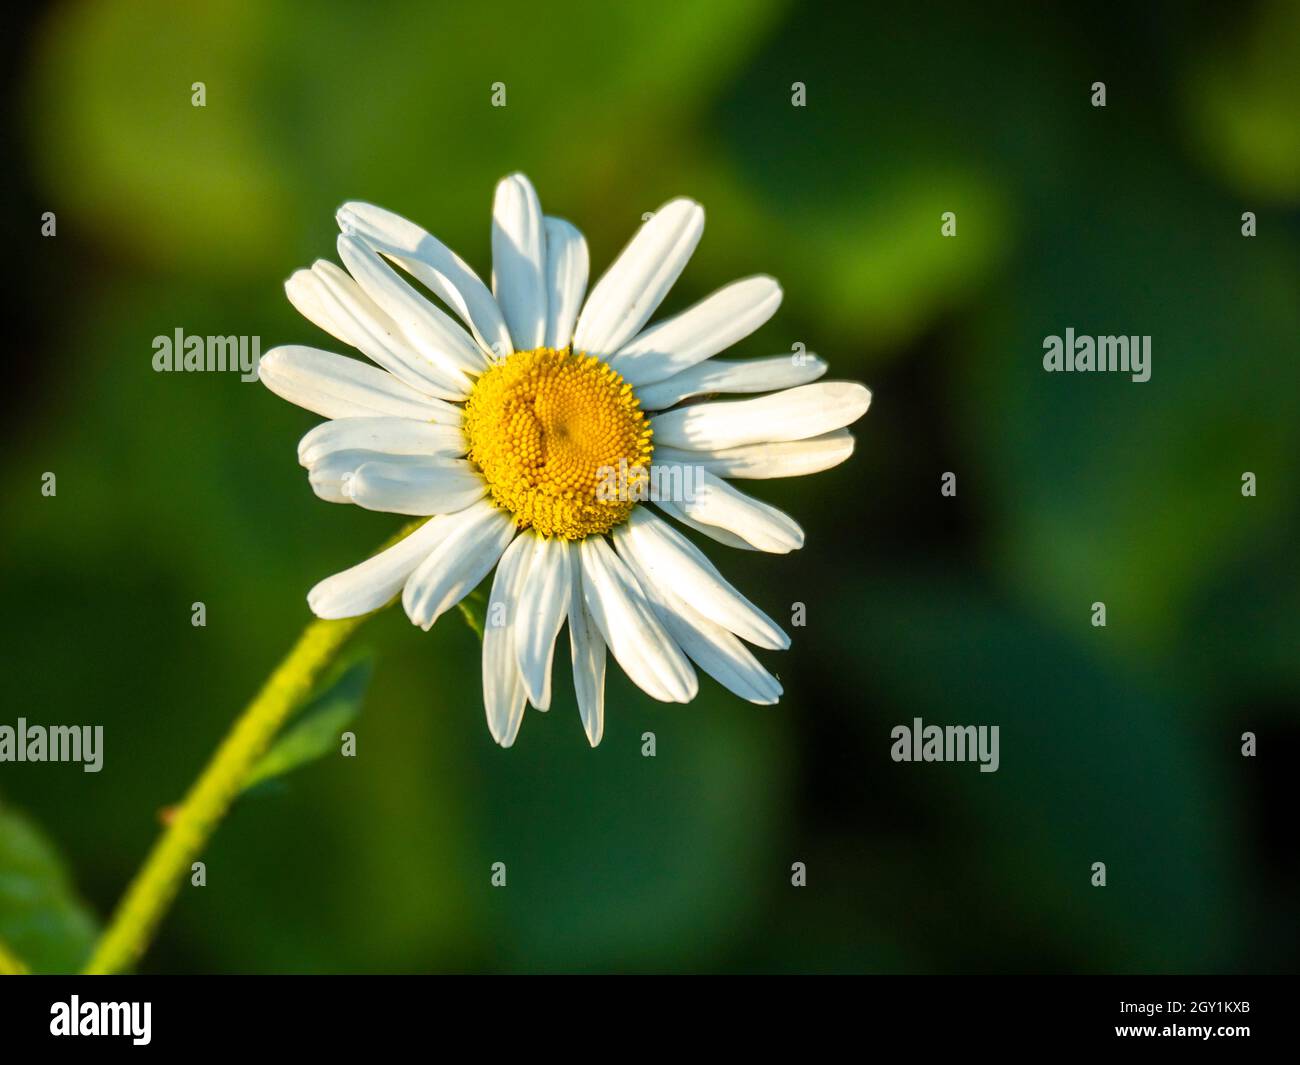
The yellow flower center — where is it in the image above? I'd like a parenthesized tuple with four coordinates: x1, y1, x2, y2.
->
(462, 347, 653, 540)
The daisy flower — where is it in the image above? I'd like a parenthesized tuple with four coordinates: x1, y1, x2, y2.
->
(260, 174, 871, 747)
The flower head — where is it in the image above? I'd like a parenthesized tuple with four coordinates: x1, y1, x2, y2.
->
(261, 173, 871, 747)
(462, 346, 653, 539)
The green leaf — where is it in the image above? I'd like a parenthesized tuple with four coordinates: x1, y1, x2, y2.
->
(956, 146, 1300, 649)
(27, 0, 786, 276)
(825, 569, 1235, 972)
(242, 654, 372, 793)
(0, 802, 99, 973)
(1179, 0, 1300, 204)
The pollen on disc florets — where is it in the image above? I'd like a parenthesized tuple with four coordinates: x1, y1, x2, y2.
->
(462, 346, 654, 540)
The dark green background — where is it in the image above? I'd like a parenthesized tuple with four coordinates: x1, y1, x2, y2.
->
(2, 0, 1297, 973)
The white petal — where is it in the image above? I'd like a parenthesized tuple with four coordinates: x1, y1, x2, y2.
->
(304, 259, 470, 400)
(259, 345, 459, 421)
(491, 174, 547, 352)
(615, 508, 788, 649)
(572, 198, 704, 357)
(669, 470, 804, 553)
(483, 535, 531, 747)
(651, 382, 872, 450)
(653, 430, 854, 480)
(289, 260, 465, 396)
(543, 217, 588, 350)
(402, 500, 516, 630)
(568, 544, 607, 747)
(620, 550, 781, 705)
(635, 353, 827, 410)
(297, 417, 466, 467)
(336, 235, 488, 376)
(610, 276, 782, 387)
(285, 264, 367, 350)
(512, 536, 571, 710)
(308, 449, 431, 504)
(306, 449, 358, 503)
(336, 201, 512, 360)
(307, 518, 449, 619)
(577, 536, 697, 703)
(345, 458, 486, 516)
(653, 498, 756, 551)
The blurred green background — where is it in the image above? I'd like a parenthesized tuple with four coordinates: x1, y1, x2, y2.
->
(2, 0, 1297, 973)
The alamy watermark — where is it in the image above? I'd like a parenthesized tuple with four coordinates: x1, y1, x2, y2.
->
(1043, 329, 1150, 382)
(0, 718, 103, 772)
(596, 459, 704, 503)
(890, 717, 999, 773)
(50, 997, 150, 1045)
(152, 328, 261, 382)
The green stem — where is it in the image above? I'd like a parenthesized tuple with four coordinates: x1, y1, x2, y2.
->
(83, 521, 423, 975)
(83, 614, 364, 974)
